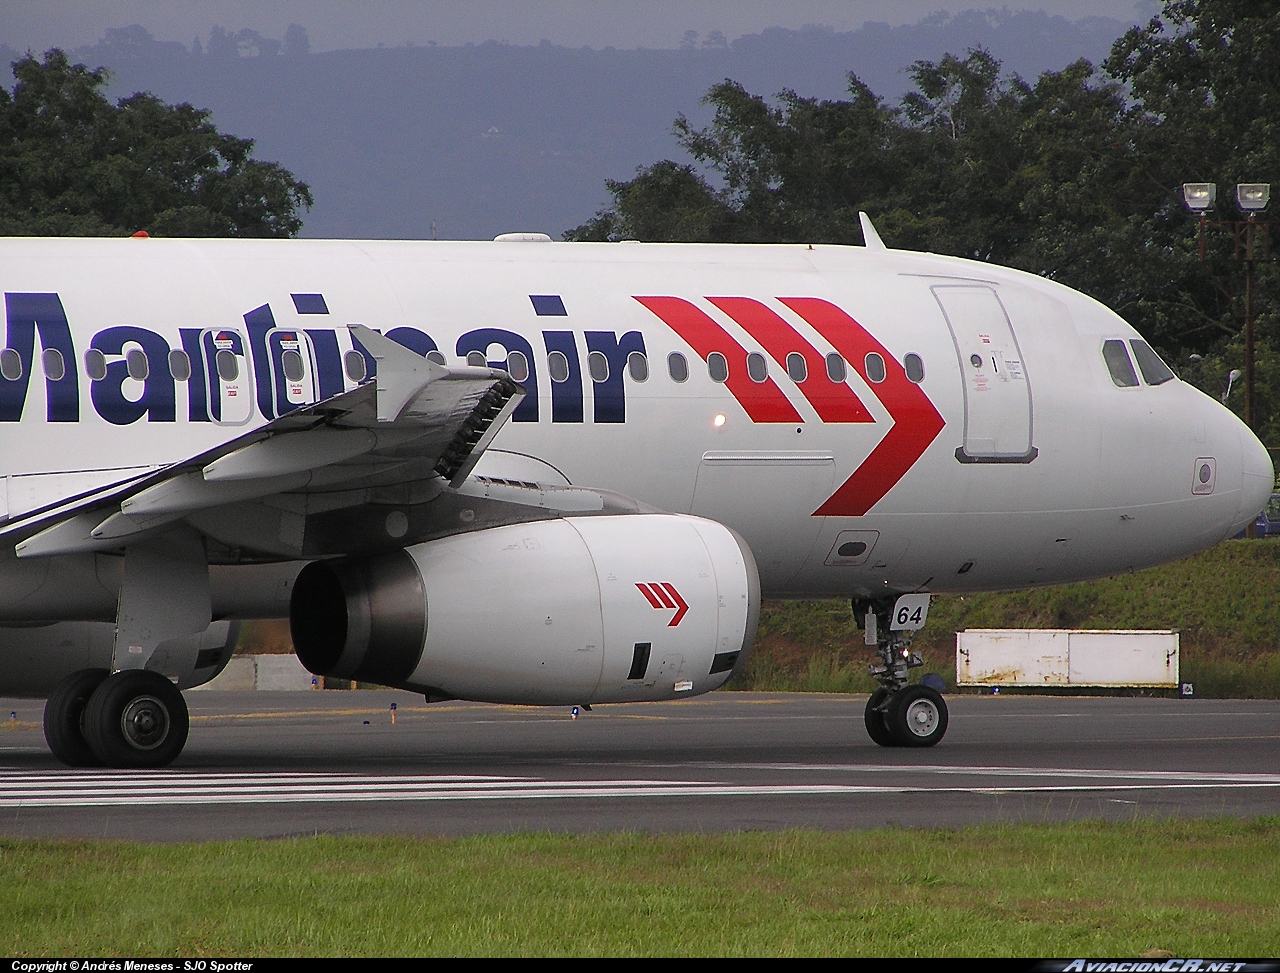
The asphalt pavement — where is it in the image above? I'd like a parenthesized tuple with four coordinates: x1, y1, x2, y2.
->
(0, 691, 1276, 841)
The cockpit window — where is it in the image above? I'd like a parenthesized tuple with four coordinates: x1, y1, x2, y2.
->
(1130, 340, 1175, 386)
(1102, 340, 1139, 387)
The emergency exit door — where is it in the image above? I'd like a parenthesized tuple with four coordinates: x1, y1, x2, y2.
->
(200, 329, 253, 425)
(933, 285, 1036, 463)
(267, 330, 320, 416)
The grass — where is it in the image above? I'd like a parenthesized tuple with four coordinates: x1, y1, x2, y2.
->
(734, 541, 1280, 697)
(3, 820, 1280, 956)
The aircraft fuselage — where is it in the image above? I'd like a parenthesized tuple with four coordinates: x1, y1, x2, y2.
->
(0, 237, 1268, 600)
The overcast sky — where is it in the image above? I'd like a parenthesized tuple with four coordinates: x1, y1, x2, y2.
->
(3, 1, 1158, 53)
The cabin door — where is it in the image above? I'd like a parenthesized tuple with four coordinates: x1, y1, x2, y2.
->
(933, 285, 1036, 463)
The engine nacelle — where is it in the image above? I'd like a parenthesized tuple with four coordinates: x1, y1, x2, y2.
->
(291, 514, 760, 705)
(0, 619, 238, 697)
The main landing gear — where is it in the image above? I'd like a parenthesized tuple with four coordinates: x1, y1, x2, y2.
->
(43, 528, 206, 768)
(44, 668, 189, 768)
(857, 595, 948, 748)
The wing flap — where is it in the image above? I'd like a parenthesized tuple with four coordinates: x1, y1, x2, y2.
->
(4, 328, 525, 557)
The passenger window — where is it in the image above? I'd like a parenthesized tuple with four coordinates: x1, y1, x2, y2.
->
(168, 349, 191, 381)
(0, 349, 22, 382)
(216, 349, 240, 382)
(281, 349, 306, 383)
(786, 352, 807, 382)
(707, 352, 729, 383)
(627, 350, 648, 382)
(588, 350, 609, 382)
(548, 350, 570, 383)
(1102, 340, 1139, 387)
(904, 353, 925, 384)
(126, 349, 149, 381)
(466, 350, 487, 367)
(344, 349, 366, 382)
(864, 352, 886, 383)
(667, 351, 689, 383)
(84, 349, 107, 381)
(506, 350, 529, 382)
(826, 352, 847, 383)
(746, 352, 768, 383)
(41, 348, 65, 381)
(426, 350, 447, 366)
(1130, 340, 1175, 386)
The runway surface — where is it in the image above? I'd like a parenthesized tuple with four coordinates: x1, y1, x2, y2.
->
(0, 691, 1277, 840)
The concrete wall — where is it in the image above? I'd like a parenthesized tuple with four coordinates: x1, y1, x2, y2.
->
(191, 654, 318, 691)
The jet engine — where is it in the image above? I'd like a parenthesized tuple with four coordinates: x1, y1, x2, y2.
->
(290, 514, 760, 705)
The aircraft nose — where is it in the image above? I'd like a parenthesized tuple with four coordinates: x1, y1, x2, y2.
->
(1239, 426, 1274, 528)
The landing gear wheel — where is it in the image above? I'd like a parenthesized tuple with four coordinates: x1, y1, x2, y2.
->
(864, 688, 896, 747)
(887, 684, 948, 748)
(83, 670, 189, 769)
(43, 668, 109, 767)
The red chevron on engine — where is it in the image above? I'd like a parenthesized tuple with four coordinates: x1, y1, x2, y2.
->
(635, 582, 689, 626)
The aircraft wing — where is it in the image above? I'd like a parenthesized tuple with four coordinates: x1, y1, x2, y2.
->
(3, 325, 525, 558)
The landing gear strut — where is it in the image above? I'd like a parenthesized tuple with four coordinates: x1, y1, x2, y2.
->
(44, 668, 189, 768)
(857, 595, 948, 747)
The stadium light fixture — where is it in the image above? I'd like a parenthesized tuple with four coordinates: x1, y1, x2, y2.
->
(1236, 184, 1270, 212)
(1183, 183, 1217, 212)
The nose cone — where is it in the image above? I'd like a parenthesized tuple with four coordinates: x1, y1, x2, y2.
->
(1238, 426, 1274, 530)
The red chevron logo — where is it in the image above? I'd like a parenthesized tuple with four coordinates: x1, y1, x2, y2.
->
(707, 296, 875, 424)
(634, 295, 946, 518)
(782, 297, 945, 516)
(633, 296, 802, 423)
(636, 582, 689, 626)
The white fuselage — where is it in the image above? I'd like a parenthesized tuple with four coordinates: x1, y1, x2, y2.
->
(0, 237, 1269, 600)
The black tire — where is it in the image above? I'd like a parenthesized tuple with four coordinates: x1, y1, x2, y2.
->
(83, 670, 189, 769)
(43, 668, 110, 767)
(864, 688, 896, 747)
(886, 684, 948, 748)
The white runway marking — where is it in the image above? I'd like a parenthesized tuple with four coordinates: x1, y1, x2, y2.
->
(2, 766, 1279, 807)
(712, 763, 1280, 783)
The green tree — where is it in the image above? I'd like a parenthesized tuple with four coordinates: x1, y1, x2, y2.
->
(567, 73, 905, 245)
(0, 49, 313, 237)
(566, 0, 1280, 445)
(565, 160, 733, 243)
(1104, 0, 1280, 428)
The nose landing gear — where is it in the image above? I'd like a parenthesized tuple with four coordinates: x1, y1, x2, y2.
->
(884, 683, 948, 746)
(857, 595, 949, 747)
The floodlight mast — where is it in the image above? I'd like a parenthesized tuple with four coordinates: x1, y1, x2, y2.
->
(1183, 183, 1216, 260)
(1183, 181, 1271, 537)
(1182, 181, 1271, 427)
(1236, 185, 1270, 439)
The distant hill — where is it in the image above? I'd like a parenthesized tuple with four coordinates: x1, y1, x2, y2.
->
(0, 11, 1133, 241)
